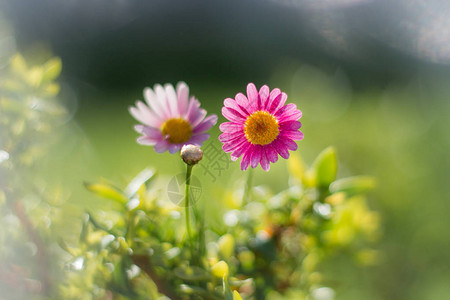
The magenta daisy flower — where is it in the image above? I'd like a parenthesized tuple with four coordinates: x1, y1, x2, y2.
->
(130, 82, 217, 154)
(219, 83, 303, 171)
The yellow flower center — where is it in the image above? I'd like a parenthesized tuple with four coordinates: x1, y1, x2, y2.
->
(244, 110, 279, 145)
(161, 118, 192, 144)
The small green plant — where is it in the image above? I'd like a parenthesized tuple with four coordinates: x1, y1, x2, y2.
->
(59, 83, 379, 299)
(0, 53, 65, 299)
(0, 53, 379, 299)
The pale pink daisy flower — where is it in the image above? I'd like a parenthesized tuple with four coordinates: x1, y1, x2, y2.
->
(219, 83, 303, 171)
(130, 82, 217, 154)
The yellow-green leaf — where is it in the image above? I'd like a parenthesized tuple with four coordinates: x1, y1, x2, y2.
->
(233, 290, 243, 300)
(174, 266, 210, 281)
(42, 83, 60, 97)
(211, 260, 229, 278)
(10, 54, 27, 75)
(312, 146, 337, 188)
(330, 176, 376, 195)
(42, 57, 62, 82)
(25, 66, 44, 88)
(84, 182, 128, 204)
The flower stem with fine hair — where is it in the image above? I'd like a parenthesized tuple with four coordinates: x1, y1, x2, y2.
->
(185, 164, 194, 256)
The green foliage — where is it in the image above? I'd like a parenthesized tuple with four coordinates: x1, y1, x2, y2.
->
(0, 49, 380, 300)
(84, 181, 129, 205)
(59, 147, 379, 299)
(312, 146, 338, 189)
(0, 52, 66, 299)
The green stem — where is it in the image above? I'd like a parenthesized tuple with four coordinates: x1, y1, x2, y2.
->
(185, 164, 194, 255)
(193, 202, 205, 264)
(242, 167, 254, 204)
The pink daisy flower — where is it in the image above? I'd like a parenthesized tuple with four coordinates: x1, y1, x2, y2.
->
(219, 83, 303, 171)
(130, 82, 217, 154)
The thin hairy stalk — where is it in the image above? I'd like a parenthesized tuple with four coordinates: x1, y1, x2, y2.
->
(185, 165, 195, 256)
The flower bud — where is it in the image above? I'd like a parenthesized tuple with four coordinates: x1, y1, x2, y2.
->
(180, 144, 203, 165)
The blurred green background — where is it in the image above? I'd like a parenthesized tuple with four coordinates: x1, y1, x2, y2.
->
(2, 0, 450, 299)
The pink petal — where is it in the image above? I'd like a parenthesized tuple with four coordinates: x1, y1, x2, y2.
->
(265, 88, 281, 110)
(246, 83, 260, 111)
(193, 115, 218, 133)
(128, 108, 149, 127)
(134, 125, 144, 133)
(240, 146, 253, 171)
(164, 83, 179, 116)
(168, 143, 181, 154)
(269, 92, 287, 114)
(176, 82, 189, 115)
(250, 145, 262, 168)
(154, 140, 169, 153)
(279, 137, 298, 151)
(129, 102, 162, 128)
(154, 84, 172, 116)
(265, 144, 279, 163)
(144, 87, 167, 119)
(224, 98, 250, 116)
(191, 109, 207, 128)
(235, 93, 251, 113)
(134, 125, 163, 139)
(219, 131, 245, 143)
(275, 103, 297, 118)
(280, 130, 304, 141)
(259, 85, 270, 109)
(137, 136, 159, 146)
(231, 141, 251, 161)
(186, 98, 207, 127)
(260, 148, 270, 171)
(222, 137, 247, 152)
(246, 83, 259, 102)
(275, 92, 288, 113)
(142, 126, 162, 138)
(185, 97, 200, 121)
(222, 107, 246, 122)
(189, 133, 210, 146)
(279, 121, 302, 131)
(219, 122, 243, 133)
(272, 139, 290, 159)
(278, 108, 302, 122)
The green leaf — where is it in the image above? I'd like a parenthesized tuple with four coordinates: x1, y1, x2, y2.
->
(177, 284, 210, 296)
(10, 54, 27, 75)
(223, 277, 233, 300)
(330, 176, 376, 195)
(84, 181, 128, 204)
(42, 57, 62, 82)
(174, 266, 211, 281)
(124, 168, 155, 198)
(79, 213, 89, 243)
(58, 239, 79, 256)
(86, 212, 119, 236)
(312, 146, 337, 188)
(107, 257, 137, 297)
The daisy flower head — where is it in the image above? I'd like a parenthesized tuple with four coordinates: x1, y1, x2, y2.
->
(219, 83, 303, 171)
(130, 82, 217, 154)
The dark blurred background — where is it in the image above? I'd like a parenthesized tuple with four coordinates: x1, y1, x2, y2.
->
(2, 0, 450, 299)
(5, 0, 450, 91)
